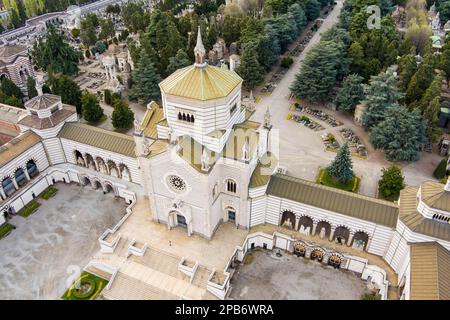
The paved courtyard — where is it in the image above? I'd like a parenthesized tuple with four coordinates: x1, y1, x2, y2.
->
(229, 249, 367, 300)
(0, 183, 127, 299)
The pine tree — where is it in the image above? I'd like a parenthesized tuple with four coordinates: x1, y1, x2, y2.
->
(423, 96, 443, 143)
(370, 105, 426, 161)
(166, 49, 191, 75)
(290, 41, 343, 102)
(326, 143, 354, 183)
(49, 75, 82, 114)
(82, 92, 104, 123)
(236, 43, 265, 90)
(112, 99, 134, 130)
(27, 76, 38, 99)
(361, 67, 403, 130)
(335, 74, 365, 113)
(131, 51, 161, 102)
(405, 53, 437, 106)
(398, 52, 418, 92)
(378, 165, 405, 201)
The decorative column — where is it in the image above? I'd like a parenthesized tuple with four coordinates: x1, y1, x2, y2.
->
(312, 221, 318, 236)
(294, 216, 300, 231)
(11, 178, 19, 190)
(24, 169, 31, 181)
(0, 186, 6, 200)
(328, 227, 336, 241)
(347, 232, 355, 247)
(94, 160, 99, 172)
(365, 237, 372, 252)
(83, 156, 88, 167)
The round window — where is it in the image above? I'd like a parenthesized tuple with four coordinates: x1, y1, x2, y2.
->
(167, 175, 187, 193)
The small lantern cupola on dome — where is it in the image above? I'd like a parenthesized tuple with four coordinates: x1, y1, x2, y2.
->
(194, 26, 207, 67)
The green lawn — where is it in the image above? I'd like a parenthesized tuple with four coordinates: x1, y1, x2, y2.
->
(62, 272, 108, 300)
(317, 169, 360, 193)
(0, 223, 14, 239)
(18, 200, 41, 218)
(41, 186, 58, 200)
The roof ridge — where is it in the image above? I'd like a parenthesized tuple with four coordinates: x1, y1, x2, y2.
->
(63, 122, 134, 140)
(274, 173, 399, 207)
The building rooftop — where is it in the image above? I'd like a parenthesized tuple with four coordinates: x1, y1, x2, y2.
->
(58, 122, 136, 158)
(399, 186, 450, 242)
(410, 242, 450, 300)
(249, 152, 278, 188)
(140, 101, 165, 140)
(18, 106, 76, 130)
(159, 64, 242, 101)
(420, 181, 450, 212)
(267, 174, 399, 228)
(0, 130, 41, 167)
(24, 94, 61, 111)
(0, 44, 27, 59)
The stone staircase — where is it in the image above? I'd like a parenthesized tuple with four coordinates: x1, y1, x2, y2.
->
(103, 272, 178, 300)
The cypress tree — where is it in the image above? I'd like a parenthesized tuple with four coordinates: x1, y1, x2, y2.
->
(131, 51, 161, 102)
(236, 43, 265, 90)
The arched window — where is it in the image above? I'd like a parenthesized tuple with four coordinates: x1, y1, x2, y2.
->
(26, 159, 38, 178)
(182, 113, 187, 121)
(2, 177, 15, 197)
(178, 112, 182, 120)
(226, 179, 237, 193)
(191, 115, 195, 123)
(15, 168, 27, 187)
(75, 150, 84, 166)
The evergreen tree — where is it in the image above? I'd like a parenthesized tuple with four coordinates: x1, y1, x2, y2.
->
(26, 76, 38, 99)
(31, 25, 80, 76)
(305, 0, 321, 21)
(99, 18, 115, 40)
(104, 89, 112, 105)
(433, 158, 448, 179)
(439, 39, 450, 82)
(82, 92, 104, 123)
(236, 43, 265, 90)
(166, 49, 191, 75)
(361, 67, 403, 130)
(112, 98, 134, 130)
(131, 51, 161, 102)
(326, 143, 354, 183)
(423, 96, 442, 143)
(378, 165, 405, 201)
(335, 74, 365, 112)
(370, 105, 426, 161)
(0, 78, 23, 100)
(80, 16, 98, 47)
(398, 52, 418, 92)
(290, 41, 343, 102)
(49, 75, 82, 114)
(405, 53, 437, 106)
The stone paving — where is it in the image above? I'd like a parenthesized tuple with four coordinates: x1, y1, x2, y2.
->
(0, 183, 127, 299)
(229, 249, 367, 300)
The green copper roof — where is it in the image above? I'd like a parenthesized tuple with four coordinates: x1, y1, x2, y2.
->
(58, 122, 136, 158)
(267, 174, 399, 228)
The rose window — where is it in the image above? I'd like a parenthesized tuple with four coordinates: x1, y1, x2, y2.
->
(167, 175, 187, 193)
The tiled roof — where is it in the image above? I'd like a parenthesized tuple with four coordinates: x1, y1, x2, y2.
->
(250, 152, 278, 188)
(399, 186, 450, 242)
(18, 107, 76, 130)
(266, 174, 399, 228)
(0, 45, 27, 59)
(160, 64, 242, 101)
(0, 130, 41, 167)
(410, 242, 450, 300)
(420, 181, 450, 211)
(140, 101, 165, 139)
(58, 122, 136, 158)
(24, 94, 61, 110)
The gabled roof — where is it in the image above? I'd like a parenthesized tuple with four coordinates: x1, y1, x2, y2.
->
(0, 130, 41, 167)
(140, 101, 164, 139)
(159, 64, 242, 101)
(410, 242, 450, 300)
(58, 122, 136, 158)
(250, 152, 278, 188)
(266, 174, 399, 228)
(0, 45, 27, 59)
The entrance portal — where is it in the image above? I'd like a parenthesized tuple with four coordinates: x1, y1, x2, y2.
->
(177, 214, 187, 228)
(228, 209, 236, 222)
